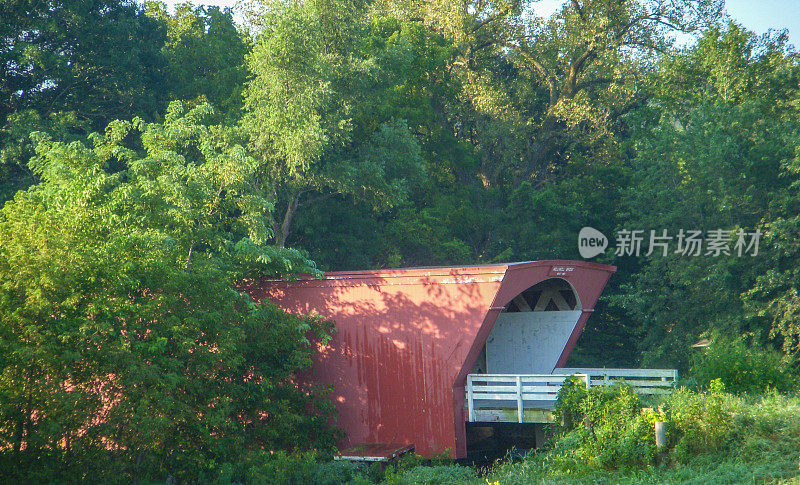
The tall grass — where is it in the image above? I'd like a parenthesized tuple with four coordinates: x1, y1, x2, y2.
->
(484, 386, 800, 484)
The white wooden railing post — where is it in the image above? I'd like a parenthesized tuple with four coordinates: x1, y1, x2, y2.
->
(467, 375, 474, 422)
(516, 376, 523, 423)
(584, 373, 590, 390)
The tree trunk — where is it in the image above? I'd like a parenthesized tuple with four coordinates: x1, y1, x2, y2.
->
(274, 192, 300, 248)
(14, 373, 33, 454)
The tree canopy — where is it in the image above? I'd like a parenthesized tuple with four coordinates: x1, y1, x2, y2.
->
(0, 103, 335, 482)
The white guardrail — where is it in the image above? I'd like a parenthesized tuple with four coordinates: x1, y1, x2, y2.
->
(466, 368, 678, 423)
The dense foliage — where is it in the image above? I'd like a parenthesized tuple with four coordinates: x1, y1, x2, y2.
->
(2, 0, 800, 481)
(0, 103, 337, 482)
(688, 335, 796, 394)
(485, 381, 800, 483)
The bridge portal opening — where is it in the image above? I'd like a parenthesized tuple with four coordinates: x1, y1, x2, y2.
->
(465, 278, 583, 461)
(471, 278, 582, 375)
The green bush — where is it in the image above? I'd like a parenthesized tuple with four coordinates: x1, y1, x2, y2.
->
(484, 390, 800, 484)
(578, 384, 656, 470)
(548, 382, 657, 472)
(552, 375, 589, 430)
(311, 459, 373, 485)
(385, 464, 476, 484)
(0, 104, 340, 484)
(241, 451, 320, 484)
(541, 378, 746, 475)
(689, 337, 796, 394)
(393, 452, 436, 473)
(664, 379, 738, 462)
(211, 450, 375, 484)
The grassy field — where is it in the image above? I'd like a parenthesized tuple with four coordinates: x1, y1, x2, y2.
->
(480, 389, 800, 484)
(298, 386, 800, 484)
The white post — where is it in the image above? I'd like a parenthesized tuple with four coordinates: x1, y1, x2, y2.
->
(467, 375, 474, 422)
(516, 376, 523, 423)
(655, 421, 666, 448)
(584, 373, 590, 390)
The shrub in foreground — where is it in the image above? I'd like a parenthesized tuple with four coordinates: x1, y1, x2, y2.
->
(689, 336, 796, 394)
(486, 378, 800, 484)
(665, 379, 737, 461)
(551, 379, 657, 472)
(487, 388, 800, 484)
(385, 464, 476, 484)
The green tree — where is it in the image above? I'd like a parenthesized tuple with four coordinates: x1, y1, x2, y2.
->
(745, 129, 800, 360)
(148, 2, 251, 118)
(0, 0, 168, 202)
(312, 0, 723, 273)
(0, 103, 337, 482)
(244, 1, 432, 247)
(0, 110, 90, 201)
(613, 23, 799, 368)
(0, 0, 167, 126)
(1, 1, 252, 203)
(386, 0, 721, 185)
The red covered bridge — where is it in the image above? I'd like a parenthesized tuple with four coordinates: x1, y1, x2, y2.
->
(247, 260, 676, 459)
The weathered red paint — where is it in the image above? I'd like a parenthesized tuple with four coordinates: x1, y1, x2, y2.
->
(246, 260, 615, 458)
